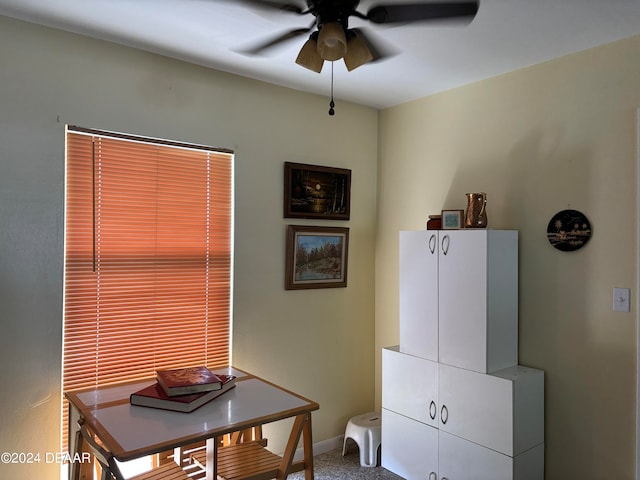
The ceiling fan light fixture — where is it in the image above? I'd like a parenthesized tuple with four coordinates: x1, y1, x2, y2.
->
(344, 33, 374, 71)
(317, 22, 347, 61)
(296, 38, 324, 73)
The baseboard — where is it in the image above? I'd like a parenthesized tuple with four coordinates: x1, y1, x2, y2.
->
(292, 435, 344, 461)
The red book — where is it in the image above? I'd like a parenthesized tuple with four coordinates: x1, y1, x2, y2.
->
(156, 366, 222, 396)
(130, 374, 236, 413)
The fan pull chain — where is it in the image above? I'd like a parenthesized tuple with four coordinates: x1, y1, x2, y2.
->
(328, 61, 335, 116)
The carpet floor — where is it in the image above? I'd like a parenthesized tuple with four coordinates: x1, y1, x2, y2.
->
(287, 447, 403, 480)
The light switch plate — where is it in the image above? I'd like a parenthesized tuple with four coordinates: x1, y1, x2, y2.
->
(613, 287, 630, 312)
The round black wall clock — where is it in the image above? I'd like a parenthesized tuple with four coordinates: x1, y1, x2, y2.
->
(547, 209, 592, 252)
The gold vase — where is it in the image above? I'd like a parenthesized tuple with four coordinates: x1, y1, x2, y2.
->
(464, 192, 488, 228)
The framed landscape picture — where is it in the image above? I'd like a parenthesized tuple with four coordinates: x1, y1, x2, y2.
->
(284, 162, 351, 220)
(285, 225, 349, 290)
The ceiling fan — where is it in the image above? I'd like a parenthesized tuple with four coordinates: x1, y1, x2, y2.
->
(234, 0, 480, 73)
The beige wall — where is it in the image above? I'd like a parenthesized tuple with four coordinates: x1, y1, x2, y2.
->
(376, 36, 640, 478)
(0, 16, 378, 478)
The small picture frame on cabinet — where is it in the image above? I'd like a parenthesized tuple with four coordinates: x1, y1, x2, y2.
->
(441, 210, 464, 229)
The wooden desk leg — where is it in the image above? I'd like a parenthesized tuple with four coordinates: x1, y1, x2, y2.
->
(302, 413, 314, 480)
(69, 428, 82, 480)
(205, 437, 217, 480)
(68, 406, 80, 480)
(69, 411, 94, 480)
(276, 412, 313, 480)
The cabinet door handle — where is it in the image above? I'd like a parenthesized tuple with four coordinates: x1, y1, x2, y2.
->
(441, 234, 450, 255)
(428, 234, 436, 254)
(429, 472, 438, 480)
(440, 404, 448, 424)
(429, 400, 437, 420)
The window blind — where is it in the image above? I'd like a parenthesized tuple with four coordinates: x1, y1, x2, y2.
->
(62, 127, 233, 448)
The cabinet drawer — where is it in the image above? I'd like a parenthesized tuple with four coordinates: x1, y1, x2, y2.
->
(439, 363, 544, 456)
(382, 411, 544, 480)
(382, 346, 438, 427)
(399, 230, 438, 361)
(438, 229, 518, 374)
(439, 431, 544, 480)
(382, 408, 438, 480)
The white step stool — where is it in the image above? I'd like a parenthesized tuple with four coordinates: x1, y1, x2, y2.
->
(342, 411, 382, 467)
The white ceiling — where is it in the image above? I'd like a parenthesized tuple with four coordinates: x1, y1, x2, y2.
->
(2, 0, 640, 109)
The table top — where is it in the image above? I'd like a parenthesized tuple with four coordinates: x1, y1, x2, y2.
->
(66, 367, 319, 461)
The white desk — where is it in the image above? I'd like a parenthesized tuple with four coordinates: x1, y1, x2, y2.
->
(66, 367, 318, 480)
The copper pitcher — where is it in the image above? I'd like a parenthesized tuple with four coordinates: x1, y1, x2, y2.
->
(464, 192, 487, 228)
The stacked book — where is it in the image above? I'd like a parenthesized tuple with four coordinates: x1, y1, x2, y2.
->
(130, 366, 236, 413)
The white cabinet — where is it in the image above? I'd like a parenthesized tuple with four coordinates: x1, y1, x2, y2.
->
(382, 409, 438, 480)
(439, 363, 544, 457)
(382, 409, 544, 480)
(385, 229, 544, 479)
(382, 345, 438, 428)
(439, 431, 545, 480)
(399, 229, 518, 374)
(382, 347, 544, 480)
(399, 229, 438, 361)
(439, 229, 518, 373)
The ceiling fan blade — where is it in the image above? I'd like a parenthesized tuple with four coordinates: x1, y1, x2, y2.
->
(230, 0, 307, 14)
(349, 28, 397, 62)
(239, 27, 313, 55)
(366, 2, 479, 24)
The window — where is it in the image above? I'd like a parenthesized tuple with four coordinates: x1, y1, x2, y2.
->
(62, 127, 233, 449)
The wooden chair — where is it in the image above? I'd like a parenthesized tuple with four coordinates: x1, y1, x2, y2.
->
(190, 440, 285, 480)
(189, 427, 306, 480)
(77, 420, 190, 480)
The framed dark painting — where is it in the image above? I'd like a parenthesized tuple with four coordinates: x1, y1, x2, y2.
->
(284, 162, 351, 220)
(285, 225, 349, 290)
